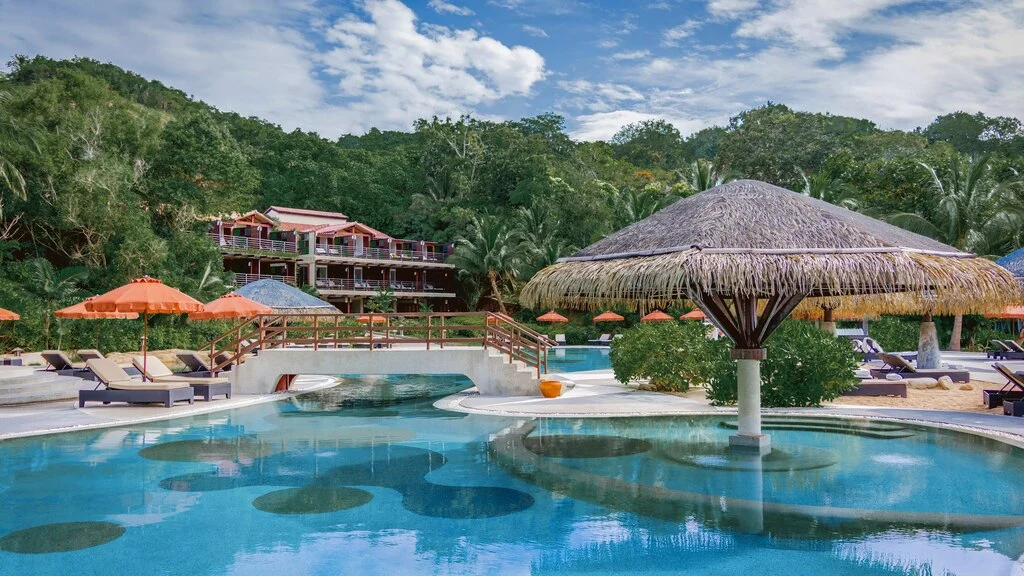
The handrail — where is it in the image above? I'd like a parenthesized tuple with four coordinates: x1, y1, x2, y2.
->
(205, 312, 552, 379)
(313, 244, 449, 263)
(210, 233, 299, 254)
(233, 273, 297, 287)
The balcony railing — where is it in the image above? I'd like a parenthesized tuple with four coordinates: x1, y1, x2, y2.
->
(211, 233, 299, 254)
(233, 273, 297, 287)
(314, 277, 449, 293)
(313, 244, 448, 263)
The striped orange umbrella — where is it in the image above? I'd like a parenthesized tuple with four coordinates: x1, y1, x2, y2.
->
(190, 293, 272, 320)
(641, 310, 674, 322)
(55, 296, 140, 320)
(680, 309, 705, 320)
(536, 311, 569, 323)
(86, 276, 205, 377)
(0, 307, 20, 321)
(592, 311, 624, 323)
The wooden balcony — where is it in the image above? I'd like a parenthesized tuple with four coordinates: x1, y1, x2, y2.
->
(313, 244, 449, 263)
(314, 277, 451, 294)
(210, 233, 299, 255)
(232, 273, 297, 287)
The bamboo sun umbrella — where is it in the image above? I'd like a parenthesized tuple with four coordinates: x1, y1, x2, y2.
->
(592, 311, 624, 323)
(86, 277, 204, 378)
(536, 311, 569, 323)
(680, 309, 706, 320)
(0, 307, 20, 321)
(189, 293, 272, 320)
(640, 310, 674, 322)
(55, 296, 140, 349)
(521, 180, 1019, 453)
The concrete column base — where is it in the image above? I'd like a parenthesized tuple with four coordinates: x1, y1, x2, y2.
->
(822, 321, 836, 336)
(728, 433, 771, 455)
(917, 321, 942, 369)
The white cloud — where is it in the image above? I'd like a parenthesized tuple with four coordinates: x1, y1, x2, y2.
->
(610, 50, 651, 61)
(735, 0, 917, 59)
(662, 20, 701, 46)
(428, 0, 474, 16)
(0, 0, 545, 136)
(571, 109, 708, 141)
(522, 24, 549, 37)
(598, 39, 620, 49)
(706, 0, 759, 19)
(648, 1, 672, 9)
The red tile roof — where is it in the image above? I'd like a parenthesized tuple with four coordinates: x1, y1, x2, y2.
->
(316, 221, 391, 240)
(266, 205, 348, 220)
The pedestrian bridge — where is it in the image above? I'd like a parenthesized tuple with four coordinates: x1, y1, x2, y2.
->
(208, 312, 555, 396)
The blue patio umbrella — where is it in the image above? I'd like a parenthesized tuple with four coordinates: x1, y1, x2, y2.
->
(996, 247, 1024, 280)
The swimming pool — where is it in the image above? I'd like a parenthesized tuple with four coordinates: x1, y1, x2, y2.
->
(547, 346, 612, 373)
(1, 375, 1023, 575)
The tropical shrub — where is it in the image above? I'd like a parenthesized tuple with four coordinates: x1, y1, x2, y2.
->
(610, 321, 729, 392)
(706, 321, 859, 407)
(868, 316, 922, 352)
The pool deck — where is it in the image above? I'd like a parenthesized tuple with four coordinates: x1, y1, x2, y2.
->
(0, 376, 339, 441)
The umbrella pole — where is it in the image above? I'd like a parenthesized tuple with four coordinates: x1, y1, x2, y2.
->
(143, 311, 148, 381)
(95, 322, 100, 350)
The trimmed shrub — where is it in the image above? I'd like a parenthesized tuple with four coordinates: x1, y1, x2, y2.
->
(867, 316, 921, 352)
(706, 321, 859, 407)
(610, 322, 730, 392)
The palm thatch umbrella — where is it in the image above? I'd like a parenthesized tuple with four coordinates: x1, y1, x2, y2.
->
(233, 279, 338, 314)
(536, 311, 569, 323)
(680, 309, 705, 320)
(640, 310, 673, 322)
(522, 180, 1018, 452)
(592, 311, 624, 323)
(0, 307, 20, 321)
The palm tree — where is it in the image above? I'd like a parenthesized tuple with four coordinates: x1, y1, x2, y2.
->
(0, 90, 35, 202)
(448, 214, 525, 314)
(684, 159, 737, 193)
(613, 187, 675, 229)
(797, 167, 860, 210)
(885, 154, 1017, 350)
(25, 258, 88, 348)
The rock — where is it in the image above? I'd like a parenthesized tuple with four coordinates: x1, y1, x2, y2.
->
(936, 375, 953, 390)
(959, 383, 973, 391)
(905, 378, 940, 389)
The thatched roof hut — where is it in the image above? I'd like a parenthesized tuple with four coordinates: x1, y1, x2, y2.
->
(522, 180, 1017, 315)
(234, 279, 338, 314)
(522, 180, 1019, 451)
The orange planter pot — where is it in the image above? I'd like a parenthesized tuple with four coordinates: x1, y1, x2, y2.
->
(539, 379, 563, 398)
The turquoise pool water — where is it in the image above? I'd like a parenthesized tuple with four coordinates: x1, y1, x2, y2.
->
(547, 346, 612, 373)
(2, 374, 1024, 575)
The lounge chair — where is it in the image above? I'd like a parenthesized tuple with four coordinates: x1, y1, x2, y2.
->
(554, 334, 566, 346)
(869, 352, 970, 382)
(176, 351, 215, 375)
(843, 379, 909, 398)
(40, 350, 92, 377)
(76, 349, 105, 362)
(988, 340, 1014, 359)
(588, 334, 612, 346)
(1005, 340, 1024, 353)
(132, 355, 231, 401)
(862, 338, 917, 363)
(79, 358, 194, 408)
(984, 363, 1024, 409)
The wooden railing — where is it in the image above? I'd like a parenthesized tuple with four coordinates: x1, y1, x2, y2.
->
(313, 244, 449, 263)
(314, 278, 449, 293)
(206, 312, 556, 379)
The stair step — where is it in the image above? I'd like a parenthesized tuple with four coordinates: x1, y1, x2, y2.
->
(718, 419, 915, 439)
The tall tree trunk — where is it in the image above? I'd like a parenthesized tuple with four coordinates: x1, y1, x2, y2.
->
(487, 269, 506, 314)
(948, 314, 963, 351)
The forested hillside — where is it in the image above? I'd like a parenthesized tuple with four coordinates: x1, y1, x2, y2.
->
(1, 55, 1023, 350)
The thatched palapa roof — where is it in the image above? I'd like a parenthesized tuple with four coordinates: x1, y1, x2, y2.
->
(522, 180, 1019, 314)
(234, 279, 338, 314)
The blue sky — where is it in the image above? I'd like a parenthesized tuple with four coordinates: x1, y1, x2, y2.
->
(2, 0, 1023, 140)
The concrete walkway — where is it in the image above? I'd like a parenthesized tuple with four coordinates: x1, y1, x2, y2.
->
(0, 375, 339, 441)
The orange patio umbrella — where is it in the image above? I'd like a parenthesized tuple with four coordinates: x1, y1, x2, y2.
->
(641, 310, 674, 322)
(680, 309, 706, 321)
(56, 296, 140, 349)
(86, 276, 204, 377)
(0, 307, 20, 321)
(536, 311, 569, 323)
(592, 311, 624, 323)
(190, 293, 272, 320)
(356, 314, 388, 324)
(984, 306, 1024, 319)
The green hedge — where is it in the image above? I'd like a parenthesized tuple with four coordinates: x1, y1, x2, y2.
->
(609, 321, 730, 392)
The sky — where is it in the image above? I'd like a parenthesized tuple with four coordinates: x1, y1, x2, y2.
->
(2, 0, 1023, 141)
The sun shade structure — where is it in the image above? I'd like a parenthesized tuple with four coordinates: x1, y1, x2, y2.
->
(640, 310, 674, 322)
(190, 293, 273, 320)
(536, 311, 569, 323)
(522, 179, 1019, 453)
(592, 311, 624, 322)
(985, 306, 1024, 320)
(87, 277, 205, 378)
(55, 296, 140, 320)
(0, 307, 20, 321)
(233, 279, 338, 314)
(680, 309, 706, 320)
(996, 247, 1024, 280)
(356, 315, 387, 324)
